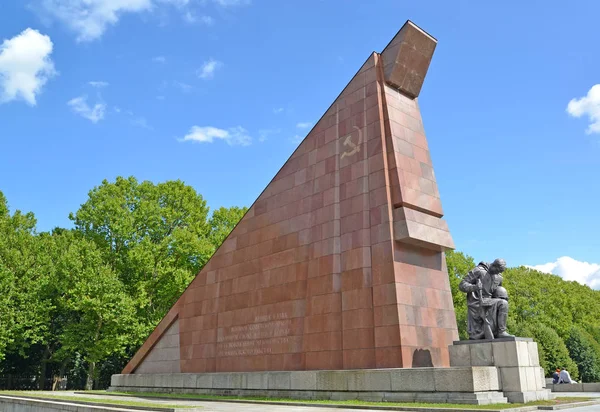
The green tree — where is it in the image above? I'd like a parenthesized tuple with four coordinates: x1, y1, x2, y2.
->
(59, 248, 138, 390)
(565, 326, 600, 383)
(503, 266, 600, 341)
(0, 191, 48, 363)
(70, 177, 214, 332)
(445, 250, 475, 340)
(209, 206, 248, 250)
(512, 322, 579, 379)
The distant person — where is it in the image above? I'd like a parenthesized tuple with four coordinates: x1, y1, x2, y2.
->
(558, 368, 577, 384)
(552, 368, 560, 384)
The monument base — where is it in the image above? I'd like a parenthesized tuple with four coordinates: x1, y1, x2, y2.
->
(111, 367, 508, 405)
(449, 337, 551, 403)
(110, 338, 551, 405)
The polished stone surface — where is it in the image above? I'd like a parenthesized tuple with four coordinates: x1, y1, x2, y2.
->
(123, 20, 457, 376)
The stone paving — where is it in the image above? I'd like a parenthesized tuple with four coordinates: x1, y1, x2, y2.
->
(51, 390, 600, 411)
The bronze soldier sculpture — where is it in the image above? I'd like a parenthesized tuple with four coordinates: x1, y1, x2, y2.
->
(459, 259, 514, 340)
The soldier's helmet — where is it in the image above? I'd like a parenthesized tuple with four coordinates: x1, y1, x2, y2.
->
(492, 258, 507, 271)
(493, 286, 509, 301)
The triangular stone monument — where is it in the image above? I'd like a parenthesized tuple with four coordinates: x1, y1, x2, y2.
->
(123, 20, 458, 376)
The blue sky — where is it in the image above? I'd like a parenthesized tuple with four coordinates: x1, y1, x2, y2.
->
(1, 0, 599, 287)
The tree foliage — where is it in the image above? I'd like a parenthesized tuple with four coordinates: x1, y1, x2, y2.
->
(512, 322, 579, 380)
(445, 250, 475, 340)
(565, 326, 600, 383)
(0, 177, 247, 389)
(70, 177, 215, 331)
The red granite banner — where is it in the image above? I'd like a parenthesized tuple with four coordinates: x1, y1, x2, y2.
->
(123, 21, 458, 375)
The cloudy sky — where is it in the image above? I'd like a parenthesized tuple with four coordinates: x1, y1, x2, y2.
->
(0, 1, 598, 288)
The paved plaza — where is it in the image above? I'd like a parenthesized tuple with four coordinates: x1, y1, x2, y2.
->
(57, 391, 600, 411)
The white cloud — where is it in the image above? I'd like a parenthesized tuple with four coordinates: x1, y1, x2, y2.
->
(258, 128, 281, 143)
(296, 122, 312, 129)
(273, 107, 284, 114)
(0, 28, 56, 106)
(567, 84, 600, 134)
(152, 56, 166, 64)
(158, 0, 189, 6)
(183, 12, 213, 25)
(39, 0, 154, 42)
(291, 134, 303, 144)
(89, 80, 109, 88)
(528, 256, 600, 289)
(36, 0, 246, 41)
(197, 58, 222, 80)
(67, 95, 106, 123)
(179, 125, 251, 146)
(213, 0, 250, 6)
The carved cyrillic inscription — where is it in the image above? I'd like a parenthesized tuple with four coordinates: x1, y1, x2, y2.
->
(217, 313, 294, 357)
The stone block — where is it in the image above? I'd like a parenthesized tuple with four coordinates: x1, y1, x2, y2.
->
(182, 373, 197, 388)
(247, 372, 269, 389)
(212, 373, 231, 389)
(268, 372, 291, 390)
(390, 368, 435, 392)
(313, 391, 332, 400)
(110, 374, 123, 387)
(525, 367, 538, 391)
(347, 370, 391, 391)
(434, 367, 499, 392)
(414, 392, 449, 402)
(356, 391, 386, 401)
(231, 373, 246, 389)
(293, 390, 317, 399)
(540, 369, 547, 389)
(527, 342, 540, 366)
(449, 345, 471, 367)
(492, 341, 520, 367)
(472, 366, 500, 391)
(290, 371, 317, 390)
(516, 341, 530, 366)
(154, 373, 177, 388)
(553, 383, 584, 392)
(196, 373, 213, 388)
(505, 389, 551, 403)
(316, 371, 348, 391)
(123, 374, 140, 387)
(584, 383, 600, 392)
(470, 343, 493, 367)
(383, 392, 417, 402)
(499, 367, 525, 392)
(329, 391, 358, 400)
(434, 367, 474, 392)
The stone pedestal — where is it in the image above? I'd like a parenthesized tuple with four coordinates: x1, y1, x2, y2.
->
(110, 367, 508, 405)
(449, 337, 551, 403)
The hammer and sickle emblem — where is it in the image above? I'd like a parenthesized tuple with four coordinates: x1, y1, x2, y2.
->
(340, 126, 363, 159)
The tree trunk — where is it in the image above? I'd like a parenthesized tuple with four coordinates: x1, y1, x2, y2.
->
(85, 361, 95, 391)
(38, 345, 50, 390)
(85, 318, 103, 391)
(52, 357, 69, 391)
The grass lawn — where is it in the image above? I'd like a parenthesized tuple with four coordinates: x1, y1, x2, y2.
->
(85, 390, 596, 410)
(0, 391, 195, 409)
